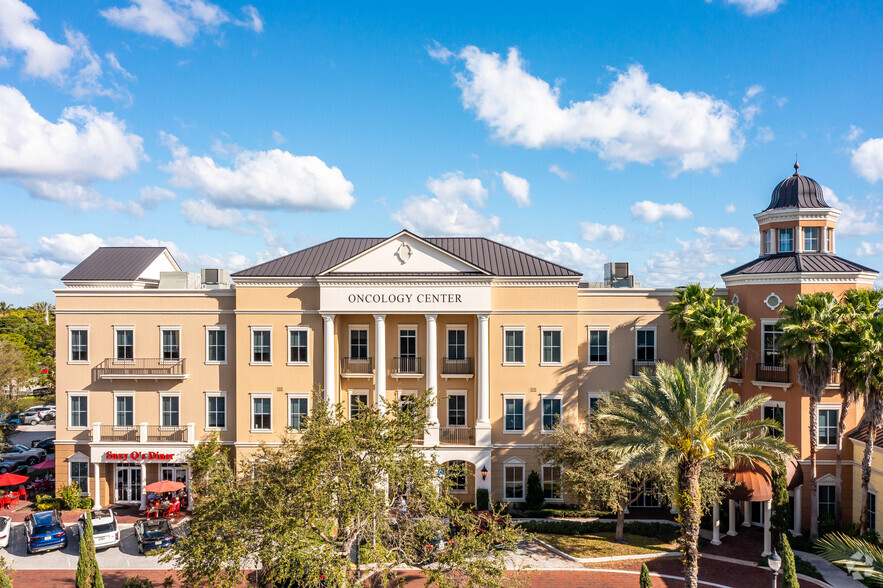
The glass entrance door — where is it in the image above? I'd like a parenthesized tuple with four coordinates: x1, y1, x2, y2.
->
(116, 466, 141, 502)
(160, 465, 188, 484)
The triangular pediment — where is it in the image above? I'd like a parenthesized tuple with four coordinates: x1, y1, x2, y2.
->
(322, 231, 488, 275)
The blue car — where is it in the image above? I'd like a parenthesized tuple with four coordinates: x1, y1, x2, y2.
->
(24, 510, 67, 554)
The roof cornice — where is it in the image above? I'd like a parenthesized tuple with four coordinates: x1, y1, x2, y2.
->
(754, 207, 841, 225)
(722, 271, 878, 287)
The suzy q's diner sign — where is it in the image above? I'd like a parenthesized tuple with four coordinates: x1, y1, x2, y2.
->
(104, 450, 177, 462)
(321, 285, 491, 314)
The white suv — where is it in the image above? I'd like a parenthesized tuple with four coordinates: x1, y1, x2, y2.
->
(78, 509, 120, 550)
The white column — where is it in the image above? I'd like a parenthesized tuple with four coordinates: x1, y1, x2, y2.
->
(711, 500, 721, 545)
(727, 499, 738, 536)
(762, 499, 772, 556)
(743, 500, 751, 527)
(793, 485, 802, 536)
(426, 315, 439, 425)
(186, 466, 193, 511)
(139, 463, 147, 510)
(322, 314, 336, 409)
(93, 464, 101, 509)
(477, 314, 490, 427)
(374, 314, 386, 414)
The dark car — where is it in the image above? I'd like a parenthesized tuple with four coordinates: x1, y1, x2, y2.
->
(134, 518, 176, 553)
(0, 459, 21, 474)
(30, 437, 55, 453)
(24, 510, 67, 554)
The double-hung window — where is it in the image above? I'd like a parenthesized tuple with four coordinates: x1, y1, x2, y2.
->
(115, 328, 134, 361)
(818, 408, 839, 446)
(115, 395, 134, 427)
(542, 464, 563, 501)
(541, 328, 562, 365)
(398, 328, 418, 373)
(449, 460, 467, 492)
(764, 229, 774, 254)
(636, 329, 656, 362)
(762, 323, 783, 367)
(70, 461, 89, 495)
(206, 393, 226, 430)
(819, 485, 835, 518)
(252, 328, 272, 364)
(252, 395, 272, 431)
(763, 403, 785, 438)
(778, 228, 795, 253)
(803, 227, 819, 252)
(161, 395, 180, 427)
(589, 329, 608, 363)
(161, 328, 180, 361)
(69, 328, 89, 362)
(447, 394, 466, 427)
(447, 328, 466, 360)
(206, 327, 226, 363)
(504, 462, 525, 500)
(504, 396, 524, 432)
(542, 395, 562, 432)
(350, 328, 368, 359)
(69, 394, 88, 428)
(288, 328, 309, 364)
(503, 328, 524, 364)
(289, 396, 308, 430)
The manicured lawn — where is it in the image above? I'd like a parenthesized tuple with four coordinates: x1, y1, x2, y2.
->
(535, 532, 678, 559)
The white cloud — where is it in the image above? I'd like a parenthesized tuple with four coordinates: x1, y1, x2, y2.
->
(580, 222, 626, 243)
(448, 46, 744, 174)
(105, 52, 135, 80)
(694, 226, 752, 250)
(725, 203, 736, 213)
(36, 233, 104, 264)
(857, 242, 883, 257)
(0, 224, 30, 261)
(822, 186, 880, 237)
(161, 133, 355, 211)
(499, 171, 530, 207)
(101, 0, 262, 46)
(392, 172, 498, 236)
(851, 138, 883, 183)
(717, 0, 785, 15)
(0, 0, 73, 79)
(643, 239, 733, 287)
(743, 85, 764, 101)
(844, 125, 863, 142)
(272, 130, 287, 145)
(180, 198, 266, 232)
(492, 234, 604, 275)
(139, 185, 176, 207)
(630, 200, 693, 223)
(756, 126, 774, 143)
(426, 41, 454, 63)
(548, 164, 570, 180)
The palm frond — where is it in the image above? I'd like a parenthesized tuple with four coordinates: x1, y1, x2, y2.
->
(816, 533, 883, 586)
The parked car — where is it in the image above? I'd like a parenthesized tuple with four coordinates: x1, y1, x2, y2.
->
(29, 405, 55, 419)
(134, 518, 176, 553)
(0, 459, 22, 474)
(18, 409, 43, 426)
(24, 510, 67, 554)
(0, 444, 46, 466)
(30, 437, 55, 453)
(0, 516, 11, 548)
(78, 509, 120, 550)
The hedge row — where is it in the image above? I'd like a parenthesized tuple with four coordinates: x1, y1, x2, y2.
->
(519, 519, 680, 542)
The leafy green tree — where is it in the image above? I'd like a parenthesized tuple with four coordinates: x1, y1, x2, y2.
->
(781, 535, 798, 588)
(778, 292, 845, 540)
(817, 532, 883, 585)
(596, 360, 796, 588)
(163, 392, 523, 588)
(0, 556, 13, 588)
(76, 511, 104, 588)
(525, 470, 543, 510)
(640, 562, 653, 588)
(770, 465, 790, 547)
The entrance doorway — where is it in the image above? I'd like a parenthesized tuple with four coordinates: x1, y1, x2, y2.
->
(115, 466, 141, 502)
(160, 464, 188, 485)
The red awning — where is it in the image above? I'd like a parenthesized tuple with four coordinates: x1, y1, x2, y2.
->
(724, 459, 804, 502)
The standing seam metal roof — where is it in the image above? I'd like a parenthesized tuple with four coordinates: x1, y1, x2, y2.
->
(765, 173, 829, 210)
(721, 252, 876, 276)
(61, 247, 169, 281)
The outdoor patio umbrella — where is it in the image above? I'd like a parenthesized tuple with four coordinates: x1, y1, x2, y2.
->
(0, 473, 29, 487)
(144, 480, 185, 493)
(31, 460, 54, 470)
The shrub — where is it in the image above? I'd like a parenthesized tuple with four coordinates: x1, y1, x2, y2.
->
(781, 535, 798, 588)
(58, 483, 92, 510)
(475, 488, 490, 511)
(525, 471, 544, 511)
(518, 519, 679, 542)
(35, 494, 60, 511)
(122, 577, 154, 588)
(640, 562, 652, 587)
(518, 508, 612, 519)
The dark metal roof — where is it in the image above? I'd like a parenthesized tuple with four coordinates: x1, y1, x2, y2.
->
(722, 252, 876, 277)
(232, 235, 583, 278)
(848, 420, 883, 445)
(765, 171, 829, 211)
(62, 247, 169, 281)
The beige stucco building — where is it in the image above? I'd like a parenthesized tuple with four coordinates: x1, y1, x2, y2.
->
(54, 165, 878, 534)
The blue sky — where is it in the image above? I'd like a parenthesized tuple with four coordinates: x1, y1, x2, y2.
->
(2, 0, 883, 304)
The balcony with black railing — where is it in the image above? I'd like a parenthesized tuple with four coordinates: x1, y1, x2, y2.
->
(341, 356, 373, 376)
(392, 356, 423, 376)
(93, 358, 188, 380)
(755, 363, 790, 384)
(632, 359, 658, 377)
(442, 357, 474, 376)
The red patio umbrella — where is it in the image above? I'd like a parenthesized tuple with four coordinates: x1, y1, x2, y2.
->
(31, 460, 54, 470)
(0, 473, 29, 487)
(144, 480, 185, 493)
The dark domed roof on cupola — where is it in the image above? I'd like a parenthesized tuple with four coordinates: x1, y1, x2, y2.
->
(764, 160, 829, 211)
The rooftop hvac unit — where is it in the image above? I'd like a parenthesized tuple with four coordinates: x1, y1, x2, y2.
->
(201, 268, 230, 288)
(604, 262, 635, 288)
(158, 271, 200, 289)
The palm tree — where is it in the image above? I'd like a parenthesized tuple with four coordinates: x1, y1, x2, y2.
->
(681, 298, 754, 373)
(666, 284, 717, 357)
(855, 315, 883, 534)
(817, 533, 883, 585)
(778, 292, 845, 540)
(597, 360, 796, 588)
(834, 289, 883, 526)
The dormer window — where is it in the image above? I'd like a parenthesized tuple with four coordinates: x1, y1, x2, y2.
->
(778, 228, 794, 253)
(803, 227, 819, 252)
(764, 230, 774, 254)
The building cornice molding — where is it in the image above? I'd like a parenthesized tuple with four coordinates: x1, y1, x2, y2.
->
(55, 289, 235, 297)
(231, 278, 316, 287)
(317, 276, 494, 287)
(754, 207, 841, 225)
(722, 271, 877, 287)
(56, 309, 234, 315)
(59, 279, 159, 289)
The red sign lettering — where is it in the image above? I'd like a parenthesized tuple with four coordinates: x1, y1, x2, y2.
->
(104, 449, 178, 462)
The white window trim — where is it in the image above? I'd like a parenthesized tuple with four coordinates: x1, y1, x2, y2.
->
(803, 227, 820, 252)
(778, 227, 795, 253)
(250, 326, 273, 366)
(447, 460, 469, 494)
(286, 326, 311, 366)
(113, 325, 135, 364)
(540, 326, 564, 367)
(540, 393, 563, 433)
(502, 326, 526, 366)
(503, 457, 526, 502)
(66, 390, 89, 431)
(67, 325, 90, 365)
(541, 461, 564, 503)
(445, 324, 468, 358)
(348, 389, 369, 418)
(817, 404, 840, 449)
(204, 325, 227, 365)
(204, 391, 227, 431)
(764, 229, 775, 254)
(760, 319, 783, 361)
(158, 324, 182, 364)
(587, 392, 605, 419)
(251, 392, 274, 433)
(112, 391, 135, 429)
(67, 454, 90, 497)
(446, 390, 467, 427)
(286, 392, 310, 431)
(349, 325, 370, 358)
(587, 325, 610, 366)
(502, 393, 525, 434)
(635, 325, 657, 362)
(158, 391, 182, 429)
(762, 400, 786, 438)
(398, 324, 419, 355)
(817, 480, 836, 517)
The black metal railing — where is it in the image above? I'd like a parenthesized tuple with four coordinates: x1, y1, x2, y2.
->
(442, 357, 473, 375)
(393, 356, 423, 374)
(440, 427, 475, 445)
(94, 358, 186, 378)
(632, 359, 658, 377)
(341, 356, 373, 374)
(99, 425, 137, 442)
(756, 363, 790, 384)
(147, 425, 188, 442)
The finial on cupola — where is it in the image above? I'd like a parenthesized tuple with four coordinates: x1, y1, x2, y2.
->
(793, 155, 800, 176)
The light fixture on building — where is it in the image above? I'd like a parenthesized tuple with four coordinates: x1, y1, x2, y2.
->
(480, 466, 488, 481)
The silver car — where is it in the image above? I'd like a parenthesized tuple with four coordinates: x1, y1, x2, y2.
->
(78, 509, 120, 550)
(0, 444, 46, 466)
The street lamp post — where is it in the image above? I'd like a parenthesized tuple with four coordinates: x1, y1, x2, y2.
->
(768, 549, 781, 588)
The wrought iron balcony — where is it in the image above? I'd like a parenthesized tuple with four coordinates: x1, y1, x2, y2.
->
(632, 359, 658, 377)
(439, 427, 475, 446)
(341, 356, 373, 375)
(393, 356, 423, 376)
(93, 358, 188, 380)
(442, 357, 474, 376)
(755, 363, 790, 384)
